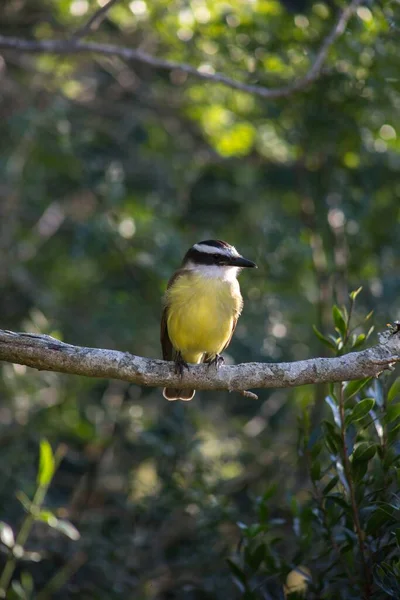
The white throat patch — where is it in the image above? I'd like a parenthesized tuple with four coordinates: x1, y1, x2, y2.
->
(186, 261, 240, 281)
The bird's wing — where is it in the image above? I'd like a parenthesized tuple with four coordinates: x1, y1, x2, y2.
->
(160, 270, 184, 361)
(160, 305, 174, 361)
(221, 314, 239, 353)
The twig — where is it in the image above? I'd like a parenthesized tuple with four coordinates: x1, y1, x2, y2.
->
(338, 384, 372, 599)
(72, 0, 120, 40)
(0, 328, 398, 395)
(0, 0, 363, 100)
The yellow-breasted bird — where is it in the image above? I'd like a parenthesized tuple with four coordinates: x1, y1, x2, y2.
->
(161, 240, 257, 401)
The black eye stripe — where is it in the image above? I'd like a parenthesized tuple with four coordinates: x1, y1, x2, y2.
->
(183, 248, 229, 265)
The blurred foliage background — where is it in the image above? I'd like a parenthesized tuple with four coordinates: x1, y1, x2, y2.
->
(0, 0, 400, 597)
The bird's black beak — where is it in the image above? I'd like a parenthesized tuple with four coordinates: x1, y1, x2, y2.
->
(229, 256, 257, 268)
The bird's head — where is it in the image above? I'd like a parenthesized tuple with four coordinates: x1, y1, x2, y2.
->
(182, 240, 257, 278)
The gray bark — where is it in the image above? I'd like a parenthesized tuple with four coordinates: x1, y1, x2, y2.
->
(0, 329, 398, 396)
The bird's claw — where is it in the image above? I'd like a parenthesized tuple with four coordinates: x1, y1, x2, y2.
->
(175, 352, 189, 377)
(207, 354, 225, 370)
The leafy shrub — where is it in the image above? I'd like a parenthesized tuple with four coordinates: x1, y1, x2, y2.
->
(228, 291, 400, 599)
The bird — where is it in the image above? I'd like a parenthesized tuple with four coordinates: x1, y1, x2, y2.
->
(161, 240, 257, 401)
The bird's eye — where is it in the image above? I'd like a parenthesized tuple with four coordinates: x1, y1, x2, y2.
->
(213, 254, 220, 259)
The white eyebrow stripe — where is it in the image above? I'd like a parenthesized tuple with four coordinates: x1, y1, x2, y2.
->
(192, 243, 239, 257)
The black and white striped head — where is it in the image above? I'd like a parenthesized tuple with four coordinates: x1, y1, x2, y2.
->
(182, 240, 257, 278)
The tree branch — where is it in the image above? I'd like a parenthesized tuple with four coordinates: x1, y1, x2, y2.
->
(72, 0, 121, 41)
(0, 0, 362, 99)
(0, 328, 398, 396)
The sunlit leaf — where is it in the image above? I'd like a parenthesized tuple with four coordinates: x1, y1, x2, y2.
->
(366, 325, 375, 340)
(349, 287, 363, 301)
(36, 510, 58, 527)
(0, 521, 15, 548)
(52, 519, 80, 541)
(352, 333, 366, 348)
(37, 439, 55, 487)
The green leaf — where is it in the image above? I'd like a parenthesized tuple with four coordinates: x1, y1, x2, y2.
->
(312, 325, 336, 349)
(37, 510, 80, 540)
(246, 524, 262, 538)
(352, 460, 368, 482)
(349, 287, 362, 301)
(366, 325, 375, 340)
(310, 461, 321, 481)
(36, 510, 58, 527)
(344, 377, 372, 400)
(261, 483, 278, 502)
(385, 404, 400, 424)
(51, 519, 80, 541)
(324, 432, 339, 455)
(245, 543, 265, 570)
(326, 495, 350, 510)
(383, 448, 398, 471)
(388, 379, 400, 403)
(333, 305, 347, 338)
(322, 476, 339, 495)
(310, 440, 323, 459)
(258, 502, 269, 523)
(20, 572, 34, 596)
(366, 507, 395, 535)
(352, 333, 366, 349)
(388, 422, 400, 444)
(345, 398, 375, 425)
(226, 558, 247, 591)
(10, 581, 28, 600)
(353, 442, 377, 463)
(37, 439, 55, 487)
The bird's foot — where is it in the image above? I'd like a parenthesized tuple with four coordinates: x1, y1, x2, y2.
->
(206, 354, 225, 370)
(175, 352, 190, 377)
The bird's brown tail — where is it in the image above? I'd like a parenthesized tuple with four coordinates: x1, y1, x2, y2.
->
(163, 388, 195, 401)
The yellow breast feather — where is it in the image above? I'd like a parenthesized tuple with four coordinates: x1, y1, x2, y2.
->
(164, 271, 242, 364)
